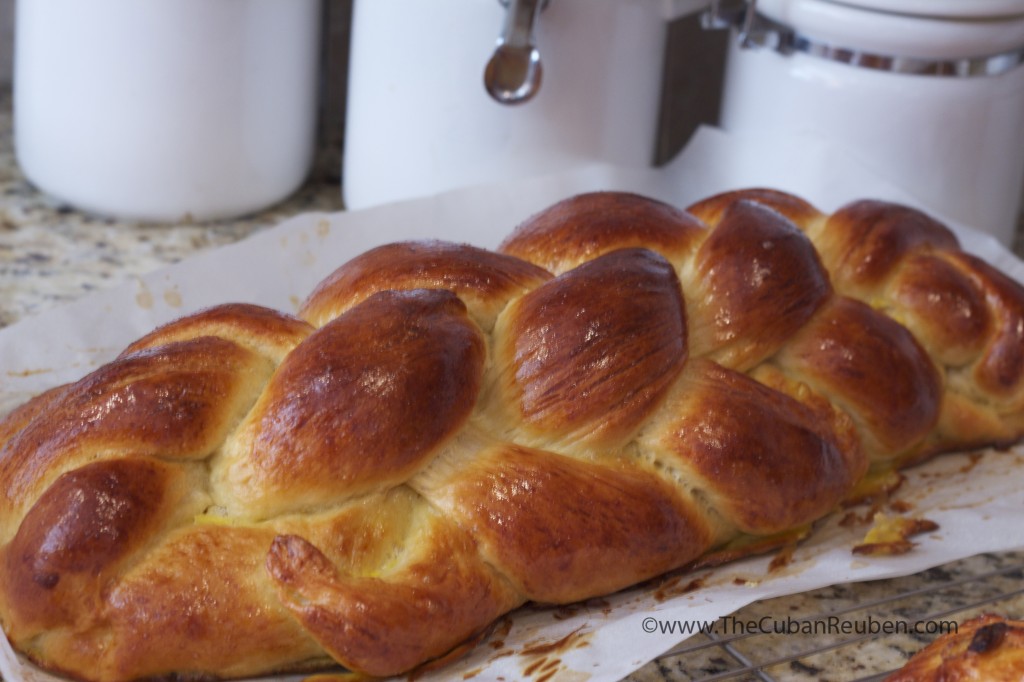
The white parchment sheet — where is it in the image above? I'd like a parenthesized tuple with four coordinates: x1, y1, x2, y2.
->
(1, 127, 1022, 682)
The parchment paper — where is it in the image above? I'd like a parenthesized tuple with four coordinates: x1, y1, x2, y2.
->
(1, 126, 1022, 682)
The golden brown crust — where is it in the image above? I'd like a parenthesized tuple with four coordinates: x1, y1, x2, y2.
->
(948, 253, 1024, 402)
(774, 296, 942, 462)
(685, 198, 832, 370)
(887, 252, 993, 367)
(0, 383, 69, 447)
(121, 302, 314, 363)
(2, 458, 183, 633)
(428, 442, 712, 604)
(2, 188, 1023, 682)
(887, 614, 1024, 682)
(687, 187, 823, 231)
(100, 524, 325, 680)
(0, 336, 274, 534)
(267, 507, 520, 677)
(641, 359, 867, 535)
(499, 191, 705, 274)
(813, 199, 961, 298)
(489, 248, 687, 450)
(300, 240, 552, 331)
(214, 289, 485, 519)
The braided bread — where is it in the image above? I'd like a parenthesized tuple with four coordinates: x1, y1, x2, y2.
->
(2, 189, 1023, 680)
(885, 614, 1024, 681)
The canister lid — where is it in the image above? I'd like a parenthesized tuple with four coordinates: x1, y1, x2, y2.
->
(825, 0, 1024, 20)
(756, 0, 1024, 61)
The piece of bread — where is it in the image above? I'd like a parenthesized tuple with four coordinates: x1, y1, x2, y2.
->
(2, 189, 1023, 681)
(886, 614, 1024, 681)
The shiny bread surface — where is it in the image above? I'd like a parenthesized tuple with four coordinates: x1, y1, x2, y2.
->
(2, 189, 1024, 680)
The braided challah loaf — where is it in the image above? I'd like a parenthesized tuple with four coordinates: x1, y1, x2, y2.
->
(2, 189, 1023, 680)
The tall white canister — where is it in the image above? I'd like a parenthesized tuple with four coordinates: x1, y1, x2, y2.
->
(716, 0, 1024, 245)
(342, 0, 710, 211)
(14, 0, 322, 222)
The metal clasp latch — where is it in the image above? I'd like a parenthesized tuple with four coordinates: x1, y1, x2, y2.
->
(703, 0, 793, 51)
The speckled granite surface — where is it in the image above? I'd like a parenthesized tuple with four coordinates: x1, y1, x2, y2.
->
(0, 87, 345, 330)
(629, 551, 1024, 681)
(1, 81, 1023, 682)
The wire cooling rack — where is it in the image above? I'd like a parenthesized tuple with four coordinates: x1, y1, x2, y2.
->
(633, 550, 1024, 681)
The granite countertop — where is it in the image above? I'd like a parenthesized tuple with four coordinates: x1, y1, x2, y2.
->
(0, 89, 346, 330)
(1, 82, 1023, 682)
(631, 554, 1024, 682)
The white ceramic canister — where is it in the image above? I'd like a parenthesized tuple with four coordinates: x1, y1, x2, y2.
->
(716, 0, 1024, 245)
(14, 0, 322, 222)
(342, 0, 709, 211)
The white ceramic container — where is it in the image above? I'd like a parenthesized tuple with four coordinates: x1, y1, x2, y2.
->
(342, 0, 709, 210)
(14, 0, 322, 222)
(718, 0, 1024, 244)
